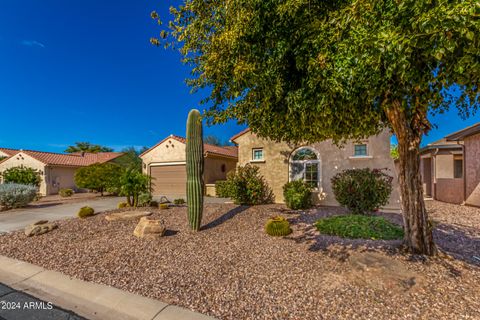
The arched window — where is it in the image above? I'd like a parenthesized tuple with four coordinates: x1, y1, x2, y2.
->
(290, 147, 321, 189)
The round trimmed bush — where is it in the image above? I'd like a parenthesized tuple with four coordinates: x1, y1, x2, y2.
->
(77, 206, 95, 218)
(138, 193, 152, 207)
(159, 203, 169, 210)
(315, 215, 403, 240)
(283, 180, 312, 210)
(0, 183, 37, 209)
(331, 168, 393, 214)
(265, 216, 292, 236)
(59, 188, 74, 197)
(149, 200, 159, 208)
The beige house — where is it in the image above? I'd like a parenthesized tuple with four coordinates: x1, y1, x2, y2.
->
(0, 149, 124, 195)
(140, 135, 238, 196)
(231, 129, 401, 210)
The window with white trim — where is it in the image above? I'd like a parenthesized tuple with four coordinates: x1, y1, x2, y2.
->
(290, 147, 320, 189)
(252, 148, 264, 161)
(354, 144, 368, 157)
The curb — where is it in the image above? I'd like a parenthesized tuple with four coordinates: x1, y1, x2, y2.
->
(0, 255, 216, 320)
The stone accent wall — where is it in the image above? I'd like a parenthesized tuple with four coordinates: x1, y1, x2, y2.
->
(465, 133, 480, 199)
(435, 178, 464, 204)
(234, 130, 401, 210)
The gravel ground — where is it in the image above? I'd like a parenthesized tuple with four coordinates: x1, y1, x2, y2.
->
(0, 202, 479, 320)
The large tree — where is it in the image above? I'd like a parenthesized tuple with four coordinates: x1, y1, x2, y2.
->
(65, 142, 113, 153)
(152, 0, 480, 254)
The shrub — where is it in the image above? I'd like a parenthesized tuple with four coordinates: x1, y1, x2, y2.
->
(160, 203, 169, 210)
(331, 168, 393, 214)
(0, 183, 37, 209)
(1, 167, 41, 187)
(265, 216, 292, 236)
(315, 215, 403, 240)
(283, 180, 312, 210)
(150, 200, 159, 208)
(59, 188, 74, 197)
(138, 193, 152, 207)
(215, 180, 234, 198)
(77, 206, 95, 218)
(75, 163, 124, 195)
(119, 168, 150, 207)
(224, 164, 274, 205)
(173, 198, 186, 205)
(118, 202, 129, 209)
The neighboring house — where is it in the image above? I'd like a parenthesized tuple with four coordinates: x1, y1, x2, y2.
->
(230, 128, 401, 210)
(421, 122, 480, 206)
(0, 148, 18, 159)
(0, 150, 124, 195)
(140, 134, 238, 196)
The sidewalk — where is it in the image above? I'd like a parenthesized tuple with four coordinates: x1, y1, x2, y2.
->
(0, 256, 216, 320)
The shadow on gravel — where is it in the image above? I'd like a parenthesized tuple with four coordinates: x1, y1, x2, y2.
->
(433, 223, 480, 267)
(201, 205, 249, 231)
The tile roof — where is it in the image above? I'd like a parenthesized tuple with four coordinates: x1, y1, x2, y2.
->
(446, 122, 480, 141)
(230, 128, 251, 142)
(0, 148, 19, 157)
(140, 134, 238, 159)
(5, 150, 124, 167)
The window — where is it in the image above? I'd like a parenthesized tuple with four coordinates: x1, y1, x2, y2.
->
(290, 147, 320, 189)
(354, 144, 368, 157)
(221, 164, 226, 172)
(252, 148, 264, 161)
(454, 159, 463, 179)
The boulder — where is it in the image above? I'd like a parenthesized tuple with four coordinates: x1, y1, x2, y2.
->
(25, 221, 58, 237)
(105, 211, 152, 221)
(133, 217, 165, 239)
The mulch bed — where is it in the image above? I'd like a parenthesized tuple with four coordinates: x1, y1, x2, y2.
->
(0, 202, 479, 319)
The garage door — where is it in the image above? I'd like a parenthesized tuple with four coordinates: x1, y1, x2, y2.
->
(150, 165, 187, 195)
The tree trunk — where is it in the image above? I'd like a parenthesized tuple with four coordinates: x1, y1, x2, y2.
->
(385, 102, 436, 255)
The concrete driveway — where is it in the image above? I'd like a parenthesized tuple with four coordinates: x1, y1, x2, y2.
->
(0, 197, 122, 233)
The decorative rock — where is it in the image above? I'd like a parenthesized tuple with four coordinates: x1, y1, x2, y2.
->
(25, 221, 58, 237)
(105, 211, 152, 221)
(133, 217, 165, 239)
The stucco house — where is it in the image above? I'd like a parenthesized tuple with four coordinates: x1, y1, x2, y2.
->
(420, 122, 480, 206)
(230, 128, 401, 210)
(0, 149, 124, 195)
(140, 134, 238, 196)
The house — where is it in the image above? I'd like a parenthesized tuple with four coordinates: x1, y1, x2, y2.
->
(230, 128, 401, 210)
(0, 148, 18, 159)
(421, 122, 480, 206)
(140, 134, 238, 196)
(0, 149, 124, 195)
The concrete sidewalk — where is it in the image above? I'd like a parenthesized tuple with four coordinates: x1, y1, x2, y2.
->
(0, 256, 216, 320)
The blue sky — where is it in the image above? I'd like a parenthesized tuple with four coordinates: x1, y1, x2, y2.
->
(0, 1, 478, 152)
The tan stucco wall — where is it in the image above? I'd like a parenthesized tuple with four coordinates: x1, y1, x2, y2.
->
(234, 130, 401, 210)
(47, 166, 78, 195)
(465, 133, 480, 200)
(0, 151, 11, 158)
(435, 154, 454, 179)
(204, 155, 237, 184)
(0, 152, 47, 195)
(141, 138, 186, 174)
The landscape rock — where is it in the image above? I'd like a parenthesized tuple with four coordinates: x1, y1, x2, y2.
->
(24, 221, 58, 237)
(105, 211, 152, 221)
(133, 217, 165, 239)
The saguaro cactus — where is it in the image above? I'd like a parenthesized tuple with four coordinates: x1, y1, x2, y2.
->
(186, 109, 204, 231)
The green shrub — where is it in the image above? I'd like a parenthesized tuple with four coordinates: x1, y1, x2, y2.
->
(0, 183, 37, 209)
(119, 168, 150, 207)
(77, 206, 95, 218)
(265, 216, 292, 236)
(1, 167, 41, 187)
(173, 198, 186, 205)
(118, 202, 129, 209)
(331, 168, 393, 214)
(59, 188, 74, 197)
(215, 180, 234, 198)
(138, 193, 152, 207)
(160, 203, 169, 210)
(283, 180, 312, 210)
(224, 164, 274, 205)
(315, 215, 403, 240)
(150, 200, 159, 208)
(75, 163, 124, 195)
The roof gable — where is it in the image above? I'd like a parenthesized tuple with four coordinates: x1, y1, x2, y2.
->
(2, 150, 123, 167)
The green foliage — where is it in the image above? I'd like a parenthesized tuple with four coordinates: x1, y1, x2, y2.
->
(65, 142, 113, 153)
(113, 146, 148, 171)
(74, 163, 123, 195)
(173, 198, 186, 205)
(215, 180, 234, 198)
(138, 192, 153, 207)
(225, 164, 274, 205)
(265, 216, 292, 237)
(315, 215, 404, 240)
(1, 167, 41, 187)
(118, 202, 129, 209)
(204, 135, 229, 146)
(59, 188, 74, 197)
(283, 180, 312, 210)
(331, 168, 393, 215)
(77, 206, 95, 218)
(186, 109, 204, 231)
(390, 145, 399, 160)
(0, 183, 37, 209)
(119, 168, 150, 207)
(150, 200, 159, 208)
